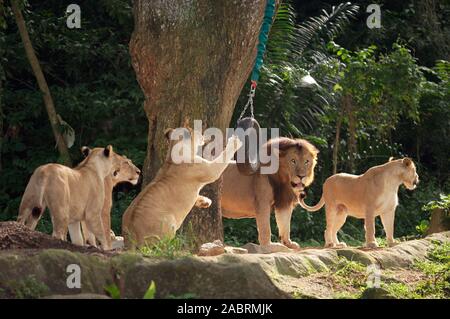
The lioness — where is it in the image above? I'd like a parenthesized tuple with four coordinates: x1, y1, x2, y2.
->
(73, 150, 140, 248)
(222, 137, 319, 252)
(122, 128, 242, 248)
(299, 157, 419, 248)
(17, 146, 119, 250)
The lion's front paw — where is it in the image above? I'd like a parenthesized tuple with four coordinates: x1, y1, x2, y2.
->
(365, 241, 379, 249)
(283, 240, 300, 250)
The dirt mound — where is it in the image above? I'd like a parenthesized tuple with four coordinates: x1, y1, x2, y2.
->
(0, 221, 107, 254)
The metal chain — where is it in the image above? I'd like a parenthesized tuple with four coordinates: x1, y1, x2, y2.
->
(238, 84, 256, 121)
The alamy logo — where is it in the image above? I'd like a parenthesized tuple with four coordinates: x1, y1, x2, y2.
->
(366, 4, 381, 29)
(66, 264, 81, 289)
(168, 120, 280, 174)
(366, 263, 381, 288)
(66, 4, 81, 29)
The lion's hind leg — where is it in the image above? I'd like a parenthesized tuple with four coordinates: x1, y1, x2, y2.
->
(332, 207, 348, 248)
(85, 211, 110, 250)
(50, 207, 69, 241)
(324, 204, 338, 248)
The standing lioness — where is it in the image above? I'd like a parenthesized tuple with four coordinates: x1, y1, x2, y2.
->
(299, 158, 419, 248)
(17, 146, 118, 250)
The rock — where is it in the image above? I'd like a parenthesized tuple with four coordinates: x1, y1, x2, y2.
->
(224, 246, 248, 254)
(43, 293, 111, 299)
(112, 236, 124, 250)
(242, 243, 260, 254)
(336, 248, 377, 266)
(242, 242, 291, 254)
(0, 230, 447, 299)
(197, 240, 225, 256)
(361, 287, 395, 299)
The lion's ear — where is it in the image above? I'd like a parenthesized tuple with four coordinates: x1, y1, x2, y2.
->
(164, 128, 174, 140)
(389, 157, 394, 162)
(104, 145, 113, 157)
(81, 146, 91, 157)
(403, 157, 412, 166)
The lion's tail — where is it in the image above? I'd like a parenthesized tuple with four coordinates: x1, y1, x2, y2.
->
(17, 168, 47, 229)
(298, 195, 325, 212)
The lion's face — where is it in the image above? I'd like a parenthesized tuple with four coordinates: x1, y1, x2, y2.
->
(113, 155, 141, 185)
(400, 158, 419, 190)
(277, 139, 318, 192)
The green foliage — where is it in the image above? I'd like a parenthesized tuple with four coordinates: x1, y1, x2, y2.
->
(384, 241, 450, 299)
(104, 283, 121, 299)
(139, 235, 193, 259)
(0, 0, 145, 230)
(422, 194, 450, 212)
(143, 281, 156, 299)
(331, 257, 367, 289)
(7, 275, 50, 299)
(105, 280, 157, 299)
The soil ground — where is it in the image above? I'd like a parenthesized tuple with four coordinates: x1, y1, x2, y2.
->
(0, 221, 112, 255)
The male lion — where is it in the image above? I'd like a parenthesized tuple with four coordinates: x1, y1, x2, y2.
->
(72, 150, 141, 248)
(17, 146, 119, 250)
(122, 128, 242, 248)
(221, 137, 319, 252)
(299, 157, 419, 248)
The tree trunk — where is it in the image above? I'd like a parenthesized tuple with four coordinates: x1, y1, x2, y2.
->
(332, 109, 343, 175)
(426, 208, 449, 235)
(130, 0, 270, 246)
(11, 0, 71, 166)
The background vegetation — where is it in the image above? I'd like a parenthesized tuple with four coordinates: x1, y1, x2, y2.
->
(0, 0, 448, 246)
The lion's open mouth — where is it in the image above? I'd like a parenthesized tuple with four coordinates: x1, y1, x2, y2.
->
(291, 181, 303, 189)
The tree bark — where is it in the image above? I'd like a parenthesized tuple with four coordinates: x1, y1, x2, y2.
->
(426, 208, 449, 235)
(11, 0, 71, 166)
(130, 0, 270, 246)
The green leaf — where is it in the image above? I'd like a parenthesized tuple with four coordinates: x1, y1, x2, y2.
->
(104, 284, 121, 299)
(143, 281, 156, 299)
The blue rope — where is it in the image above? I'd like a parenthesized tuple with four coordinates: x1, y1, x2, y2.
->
(250, 0, 276, 82)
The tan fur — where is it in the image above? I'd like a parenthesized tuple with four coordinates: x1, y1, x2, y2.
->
(77, 154, 141, 248)
(122, 129, 242, 248)
(299, 158, 419, 248)
(222, 137, 319, 251)
(17, 146, 120, 250)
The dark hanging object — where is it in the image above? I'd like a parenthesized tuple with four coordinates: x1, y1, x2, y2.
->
(236, 117, 261, 175)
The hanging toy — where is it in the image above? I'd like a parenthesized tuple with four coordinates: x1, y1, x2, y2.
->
(236, 0, 276, 175)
